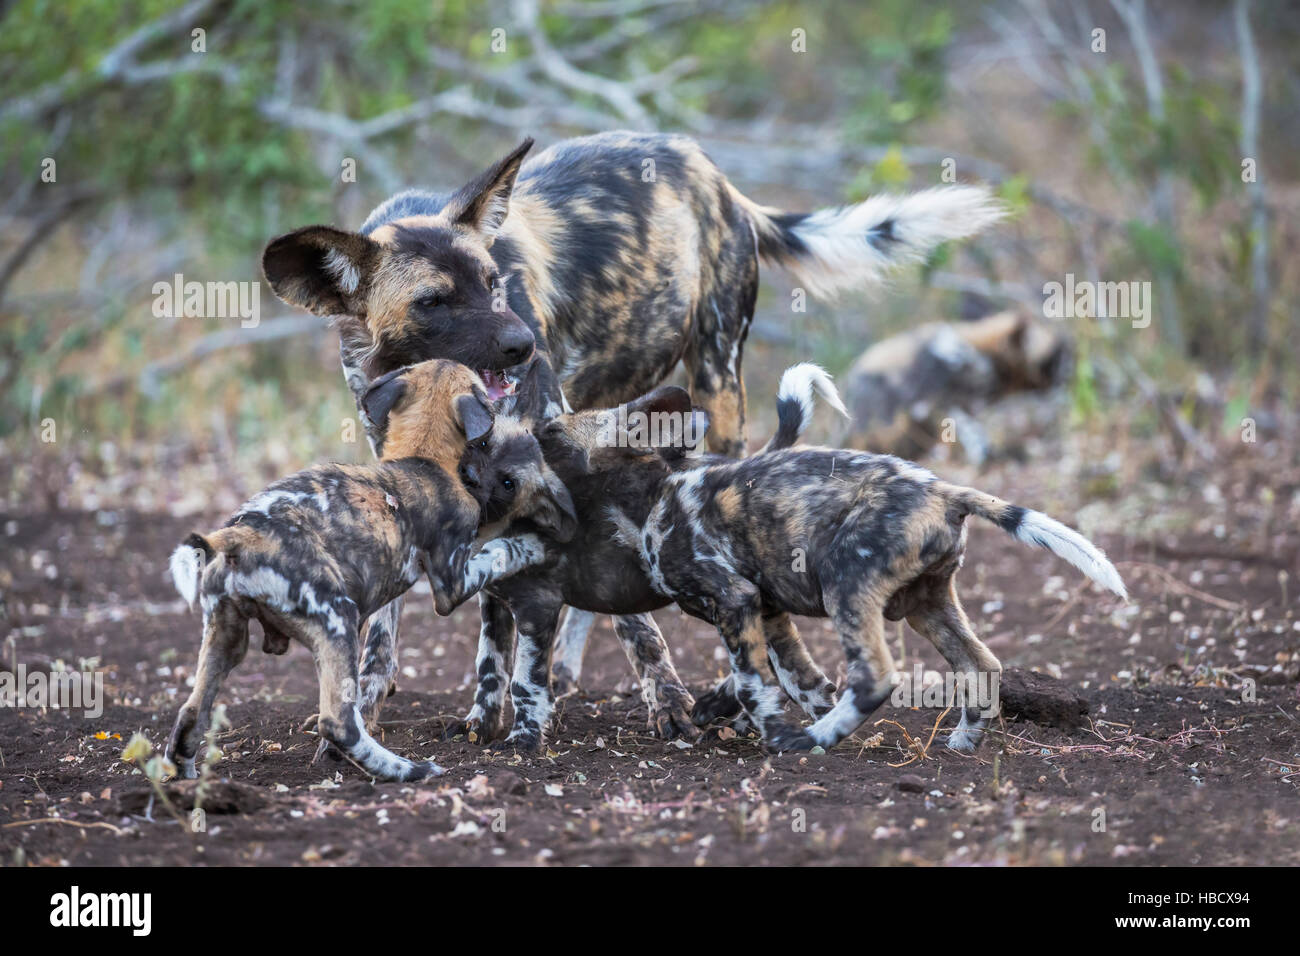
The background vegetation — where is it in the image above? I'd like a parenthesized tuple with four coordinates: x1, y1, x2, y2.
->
(2, 0, 1297, 512)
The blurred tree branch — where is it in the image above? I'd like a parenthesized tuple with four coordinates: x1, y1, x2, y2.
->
(1235, 0, 1270, 357)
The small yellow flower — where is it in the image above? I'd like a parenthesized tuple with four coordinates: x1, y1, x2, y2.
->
(121, 732, 153, 764)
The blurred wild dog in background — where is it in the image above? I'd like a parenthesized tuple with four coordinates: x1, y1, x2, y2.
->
(842, 309, 1071, 463)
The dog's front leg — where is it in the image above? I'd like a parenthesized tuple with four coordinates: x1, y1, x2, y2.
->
(357, 600, 402, 734)
(444, 594, 515, 743)
(427, 535, 547, 616)
(499, 597, 564, 752)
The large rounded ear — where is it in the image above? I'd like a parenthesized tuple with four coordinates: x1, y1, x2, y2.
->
(454, 392, 495, 442)
(262, 225, 380, 316)
(448, 137, 534, 239)
(626, 385, 693, 419)
(361, 367, 409, 431)
(616, 385, 698, 451)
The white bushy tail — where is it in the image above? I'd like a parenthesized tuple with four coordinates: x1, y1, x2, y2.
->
(731, 183, 1006, 299)
(764, 363, 850, 453)
(169, 533, 214, 611)
(1011, 510, 1128, 600)
(944, 484, 1127, 600)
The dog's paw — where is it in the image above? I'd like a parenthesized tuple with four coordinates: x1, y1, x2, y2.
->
(651, 699, 703, 743)
(406, 760, 446, 782)
(766, 724, 818, 753)
(551, 665, 579, 700)
(690, 684, 742, 727)
(443, 707, 504, 743)
(497, 730, 542, 753)
(166, 753, 197, 780)
(945, 731, 978, 753)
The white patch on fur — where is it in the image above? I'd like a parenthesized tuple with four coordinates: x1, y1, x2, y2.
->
(893, 460, 937, 485)
(345, 704, 441, 780)
(806, 686, 867, 747)
(323, 248, 361, 295)
(1014, 510, 1128, 599)
(927, 326, 973, 368)
(777, 362, 850, 437)
(782, 185, 1006, 299)
(765, 647, 834, 719)
(226, 565, 293, 610)
(239, 488, 328, 517)
(169, 544, 205, 610)
(297, 582, 350, 637)
(554, 608, 596, 685)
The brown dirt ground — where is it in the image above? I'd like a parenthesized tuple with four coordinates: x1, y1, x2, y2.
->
(1, 442, 1297, 867)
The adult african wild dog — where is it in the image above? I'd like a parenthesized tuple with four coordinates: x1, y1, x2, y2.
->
(538, 369, 1127, 755)
(261, 130, 1006, 732)
(449, 365, 846, 750)
(164, 360, 572, 782)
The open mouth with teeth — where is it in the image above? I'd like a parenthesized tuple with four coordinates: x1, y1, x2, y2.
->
(479, 369, 520, 401)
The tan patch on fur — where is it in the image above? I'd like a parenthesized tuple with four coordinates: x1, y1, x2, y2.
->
(501, 192, 563, 331)
(956, 310, 1023, 354)
(849, 332, 922, 377)
(345, 483, 403, 550)
(207, 524, 266, 557)
(714, 486, 743, 524)
(382, 360, 483, 504)
(695, 385, 743, 455)
(369, 215, 448, 246)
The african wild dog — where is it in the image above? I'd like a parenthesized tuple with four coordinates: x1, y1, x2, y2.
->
(539, 368, 1127, 754)
(450, 366, 849, 751)
(842, 309, 1072, 462)
(260, 130, 1006, 734)
(163, 360, 573, 782)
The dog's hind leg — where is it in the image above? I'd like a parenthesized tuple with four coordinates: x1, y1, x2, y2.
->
(907, 577, 1002, 753)
(684, 199, 760, 458)
(166, 600, 249, 779)
(762, 611, 837, 720)
(551, 607, 595, 698)
(357, 596, 402, 734)
(795, 591, 894, 752)
(691, 672, 743, 726)
(611, 613, 699, 741)
(310, 612, 442, 782)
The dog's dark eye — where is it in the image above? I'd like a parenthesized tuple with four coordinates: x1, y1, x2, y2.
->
(416, 293, 441, 310)
(501, 476, 514, 491)
(486, 272, 499, 289)
(477, 439, 489, 449)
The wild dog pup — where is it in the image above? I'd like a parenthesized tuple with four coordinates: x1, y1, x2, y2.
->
(449, 367, 844, 751)
(545, 369, 1127, 754)
(164, 360, 574, 782)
